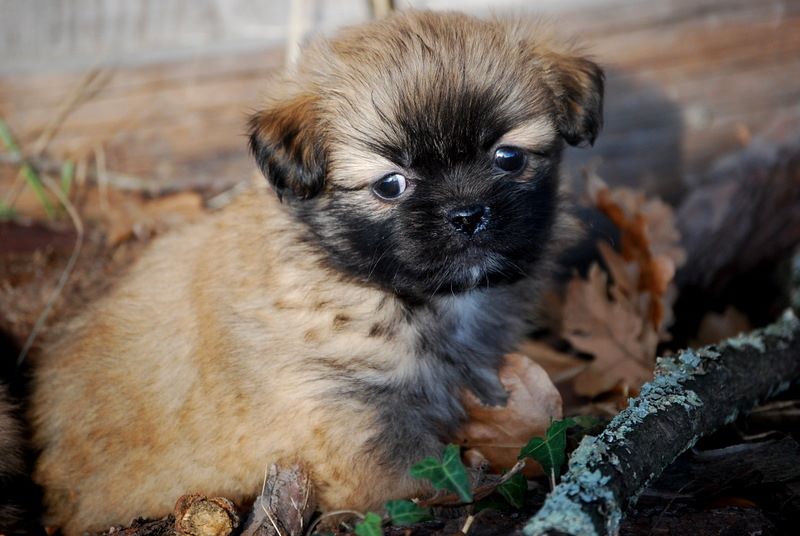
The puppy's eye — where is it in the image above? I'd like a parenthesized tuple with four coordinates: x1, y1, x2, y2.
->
(493, 146, 527, 173)
(372, 173, 408, 200)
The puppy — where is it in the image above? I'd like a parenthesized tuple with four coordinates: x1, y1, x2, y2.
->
(26, 10, 603, 534)
(0, 385, 27, 533)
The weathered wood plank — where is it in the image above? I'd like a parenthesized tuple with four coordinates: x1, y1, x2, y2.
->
(0, 0, 798, 199)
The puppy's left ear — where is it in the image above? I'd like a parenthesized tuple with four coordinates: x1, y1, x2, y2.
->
(248, 93, 326, 201)
(549, 54, 605, 147)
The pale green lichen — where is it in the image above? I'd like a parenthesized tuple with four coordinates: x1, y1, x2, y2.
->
(695, 347, 721, 361)
(727, 332, 766, 352)
(791, 252, 800, 314)
(764, 310, 799, 340)
(526, 345, 708, 535)
(524, 436, 619, 536)
(524, 497, 597, 536)
(656, 348, 708, 377)
(767, 379, 792, 399)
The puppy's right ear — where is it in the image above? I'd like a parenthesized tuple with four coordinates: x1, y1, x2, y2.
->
(248, 93, 326, 201)
(548, 54, 604, 148)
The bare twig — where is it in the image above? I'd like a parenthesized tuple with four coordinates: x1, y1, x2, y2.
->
(0, 153, 163, 194)
(304, 510, 364, 536)
(206, 180, 251, 210)
(285, 0, 308, 67)
(30, 69, 111, 156)
(17, 175, 85, 365)
(369, 0, 395, 18)
(460, 514, 475, 535)
(524, 298, 800, 535)
(93, 145, 109, 211)
(259, 465, 285, 536)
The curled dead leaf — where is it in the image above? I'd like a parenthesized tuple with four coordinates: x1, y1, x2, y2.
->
(560, 175, 687, 397)
(692, 306, 752, 347)
(457, 353, 562, 476)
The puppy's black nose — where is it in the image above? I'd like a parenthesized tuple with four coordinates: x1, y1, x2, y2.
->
(447, 204, 490, 236)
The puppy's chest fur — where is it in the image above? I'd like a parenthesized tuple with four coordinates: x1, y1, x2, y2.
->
(329, 289, 528, 446)
(225, 205, 533, 458)
(355, 290, 531, 466)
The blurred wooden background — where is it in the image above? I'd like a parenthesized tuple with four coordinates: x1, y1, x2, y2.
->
(1, 0, 798, 203)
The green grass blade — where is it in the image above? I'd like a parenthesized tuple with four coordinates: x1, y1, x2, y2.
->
(60, 160, 75, 198)
(0, 118, 20, 154)
(0, 118, 57, 219)
(21, 163, 56, 218)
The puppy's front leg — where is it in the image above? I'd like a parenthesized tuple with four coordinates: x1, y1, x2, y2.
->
(298, 403, 439, 512)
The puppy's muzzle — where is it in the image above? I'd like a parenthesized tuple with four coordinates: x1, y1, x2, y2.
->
(447, 204, 490, 236)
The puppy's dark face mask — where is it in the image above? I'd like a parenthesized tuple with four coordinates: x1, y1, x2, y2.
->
(249, 12, 604, 301)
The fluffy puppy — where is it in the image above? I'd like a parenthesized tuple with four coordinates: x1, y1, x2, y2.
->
(0, 384, 27, 533)
(28, 10, 603, 534)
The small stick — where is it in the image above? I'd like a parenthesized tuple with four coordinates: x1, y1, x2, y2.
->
(17, 175, 84, 365)
(524, 283, 800, 535)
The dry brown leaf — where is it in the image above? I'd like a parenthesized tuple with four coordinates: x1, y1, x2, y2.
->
(560, 175, 687, 397)
(81, 189, 204, 246)
(597, 241, 639, 297)
(563, 264, 655, 397)
(691, 307, 752, 347)
(587, 173, 686, 268)
(457, 353, 562, 475)
(515, 339, 586, 384)
(589, 174, 685, 331)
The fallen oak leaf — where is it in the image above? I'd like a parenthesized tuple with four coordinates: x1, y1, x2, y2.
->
(598, 240, 676, 338)
(587, 173, 686, 269)
(514, 340, 587, 384)
(456, 353, 562, 474)
(563, 264, 655, 397)
(597, 240, 639, 298)
(691, 306, 752, 347)
(588, 174, 685, 331)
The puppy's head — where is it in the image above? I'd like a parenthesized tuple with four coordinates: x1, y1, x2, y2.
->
(249, 11, 603, 300)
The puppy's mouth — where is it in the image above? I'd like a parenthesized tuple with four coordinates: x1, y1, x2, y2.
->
(423, 248, 526, 294)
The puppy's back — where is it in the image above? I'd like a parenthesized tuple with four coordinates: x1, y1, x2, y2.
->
(30, 195, 268, 532)
(0, 383, 33, 534)
(29, 189, 407, 533)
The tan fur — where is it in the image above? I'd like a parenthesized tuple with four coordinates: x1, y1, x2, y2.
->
(0, 386, 22, 481)
(32, 185, 428, 533)
(0, 384, 25, 528)
(30, 10, 602, 534)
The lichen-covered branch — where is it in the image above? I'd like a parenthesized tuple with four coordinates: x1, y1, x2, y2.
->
(524, 308, 800, 536)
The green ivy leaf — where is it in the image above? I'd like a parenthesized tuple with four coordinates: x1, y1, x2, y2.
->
(474, 495, 512, 513)
(497, 472, 526, 509)
(354, 512, 383, 536)
(410, 444, 473, 502)
(0, 201, 16, 221)
(384, 499, 432, 525)
(518, 418, 577, 478)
